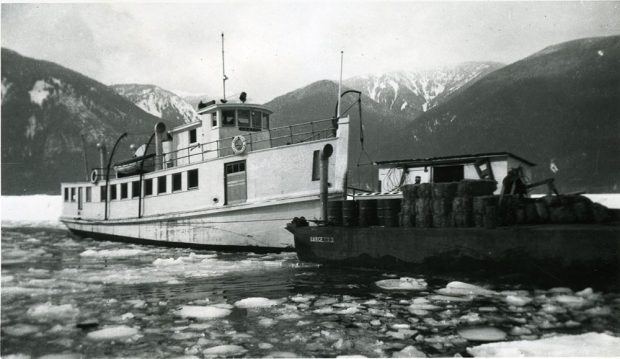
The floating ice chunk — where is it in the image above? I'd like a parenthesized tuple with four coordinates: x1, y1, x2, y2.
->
(438, 281, 496, 296)
(266, 352, 299, 358)
(458, 327, 507, 342)
(2, 324, 40, 336)
(363, 299, 379, 306)
(478, 306, 498, 312)
(554, 295, 587, 308)
(336, 306, 359, 315)
(540, 303, 566, 314)
(203, 345, 247, 357)
(576, 287, 594, 297)
(290, 294, 315, 303)
(505, 295, 532, 306)
(509, 326, 532, 336)
(234, 297, 278, 308)
(175, 305, 231, 319)
(392, 345, 426, 357)
(80, 249, 148, 258)
(375, 277, 427, 291)
(314, 297, 338, 307)
(429, 295, 473, 302)
(258, 318, 277, 327)
(313, 307, 334, 314)
(1, 275, 14, 282)
(121, 312, 134, 320)
(408, 301, 441, 311)
(258, 342, 274, 349)
(585, 306, 611, 316)
(126, 299, 146, 308)
(468, 332, 620, 357)
(87, 325, 139, 340)
(459, 312, 483, 324)
(26, 302, 79, 321)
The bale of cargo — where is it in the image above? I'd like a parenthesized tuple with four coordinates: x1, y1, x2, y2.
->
(498, 196, 517, 226)
(484, 205, 498, 229)
(358, 200, 377, 227)
(415, 198, 433, 228)
(328, 201, 343, 226)
(457, 179, 497, 197)
(535, 200, 550, 223)
(432, 182, 458, 199)
(473, 196, 498, 227)
(401, 184, 419, 203)
(432, 198, 452, 228)
(418, 183, 433, 199)
(592, 203, 613, 223)
(400, 203, 415, 227)
(542, 195, 561, 208)
(379, 198, 401, 227)
(342, 200, 358, 227)
(452, 197, 473, 227)
(549, 205, 577, 224)
(524, 199, 539, 224)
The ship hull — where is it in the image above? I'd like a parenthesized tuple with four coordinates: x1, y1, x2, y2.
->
(62, 197, 323, 252)
(288, 224, 620, 285)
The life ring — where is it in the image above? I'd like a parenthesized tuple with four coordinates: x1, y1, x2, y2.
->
(90, 169, 99, 184)
(231, 135, 247, 155)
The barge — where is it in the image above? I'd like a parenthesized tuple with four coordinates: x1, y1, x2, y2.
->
(287, 155, 620, 286)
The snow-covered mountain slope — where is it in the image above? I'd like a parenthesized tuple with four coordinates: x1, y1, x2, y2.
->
(344, 62, 503, 118)
(112, 84, 200, 124)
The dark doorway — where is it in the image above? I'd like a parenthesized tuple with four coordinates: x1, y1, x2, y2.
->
(433, 165, 464, 183)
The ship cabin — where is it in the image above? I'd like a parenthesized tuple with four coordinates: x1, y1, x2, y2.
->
(376, 152, 536, 195)
(60, 98, 343, 221)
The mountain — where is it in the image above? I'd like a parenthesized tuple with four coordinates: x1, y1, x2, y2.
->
(112, 84, 200, 124)
(1, 49, 184, 195)
(344, 62, 503, 118)
(406, 36, 620, 193)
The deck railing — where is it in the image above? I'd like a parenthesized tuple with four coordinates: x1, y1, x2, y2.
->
(103, 117, 337, 178)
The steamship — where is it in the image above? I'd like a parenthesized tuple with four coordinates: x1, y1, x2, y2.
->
(60, 96, 350, 251)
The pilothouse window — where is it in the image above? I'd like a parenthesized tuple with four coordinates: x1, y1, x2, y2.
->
(222, 110, 235, 126)
(262, 113, 269, 129)
(237, 110, 250, 128)
(251, 110, 262, 130)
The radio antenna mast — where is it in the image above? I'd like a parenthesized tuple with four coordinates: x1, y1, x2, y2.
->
(337, 51, 343, 118)
(221, 33, 228, 103)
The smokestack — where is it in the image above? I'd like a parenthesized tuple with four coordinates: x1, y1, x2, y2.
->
(97, 142, 107, 174)
(320, 143, 334, 223)
(154, 122, 167, 170)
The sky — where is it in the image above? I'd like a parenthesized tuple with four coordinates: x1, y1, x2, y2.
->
(2, 1, 620, 103)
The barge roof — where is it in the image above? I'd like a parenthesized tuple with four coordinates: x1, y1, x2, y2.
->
(374, 152, 536, 168)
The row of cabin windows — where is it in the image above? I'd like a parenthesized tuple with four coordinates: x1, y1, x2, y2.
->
(64, 169, 199, 203)
(217, 109, 269, 131)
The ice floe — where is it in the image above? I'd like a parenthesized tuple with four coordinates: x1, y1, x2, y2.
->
(392, 345, 426, 357)
(86, 325, 139, 340)
(457, 327, 507, 341)
(234, 297, 278, 308)
(203, 344, 247, 357)
(175, 305, 231, 319)
(2, 324, 40, 337)
(437, 281, 496, 296)
(26, 302, 79, 321)
(80, 248, 149, 258)
(467, 332, 620, 357)
(375, 277, 427, 290)
(505, 295, 532, 306)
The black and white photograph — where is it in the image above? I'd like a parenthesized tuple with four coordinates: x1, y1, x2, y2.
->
(1, 1, 619, 358)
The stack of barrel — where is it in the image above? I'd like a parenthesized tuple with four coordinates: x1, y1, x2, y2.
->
(327, 183, 614, 228)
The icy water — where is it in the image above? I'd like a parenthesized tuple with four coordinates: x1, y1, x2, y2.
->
(2, 224, 620, 358)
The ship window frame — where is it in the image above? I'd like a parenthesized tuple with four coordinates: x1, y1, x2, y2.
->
(132, 181, 141, 198)
(144, 178, 153, 196)
(85, 187, 92, 202)
(172, 172, 182, 192)
(110, 185, 117, 200)
(222, 110, 236, 127)
(262, 113, 270, 129)
(64, 188, 69, 202)
(211, 112, 218, 128)
(70, 187, 76, 202)
(189, 129, 197, 144)
(157, 175, 167, 194)
(100, 185, 107, 202)
(237, 109, 251, 128)
(120, 183, 128, 199)
(188, 169, 199, 189)
(251, 110, 262, 130)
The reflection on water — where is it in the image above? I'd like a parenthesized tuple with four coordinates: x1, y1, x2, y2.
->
(2, 225, 619, 358)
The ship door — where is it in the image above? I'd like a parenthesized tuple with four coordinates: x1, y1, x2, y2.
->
(225, 160, 247, 204)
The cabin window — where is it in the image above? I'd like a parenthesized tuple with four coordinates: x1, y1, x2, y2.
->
(172, 173, 182, 192)
(100, 186, 107, 202)
(312, 150, 320, 181)
(132, 181, 140, 198)
(189, 129, 197, 144)
(211, 113, 218, 128)
(262, 113, 270, 129)
(110, 185, 117, 200)
(222, 110, 235, 126)
(144, 179, 153, 196)
(188, 169, 199, 189)
(251, 110, 262, 129)
(237, 110, 250, 128)
(120, 183, 128, 199)
(157, 176, 167, 194)
(85, 187, 92, 202)
(71, 188, 76, 202)
(64, 188, 69, 202)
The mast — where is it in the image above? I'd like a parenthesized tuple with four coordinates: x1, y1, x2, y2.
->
(337, 51, 344, 118)
(221, 33, 228, 102)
